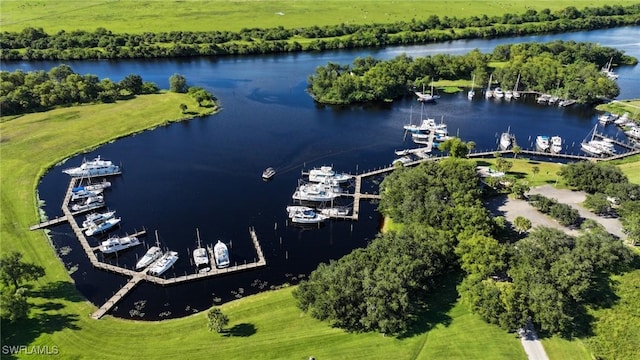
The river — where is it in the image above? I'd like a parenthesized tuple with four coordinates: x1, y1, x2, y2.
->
(6, 26, 639, 320)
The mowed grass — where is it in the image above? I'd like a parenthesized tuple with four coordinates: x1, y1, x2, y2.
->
(0, 0, 633, 34)
(475, 157, 567, 188)
(1, 94, 530, 359)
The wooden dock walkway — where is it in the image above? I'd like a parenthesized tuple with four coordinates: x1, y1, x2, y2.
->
(593, 132, 640, 151)
(91, 272, 146, 319)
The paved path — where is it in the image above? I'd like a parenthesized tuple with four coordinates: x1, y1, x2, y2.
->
(519, 322, 549, 360)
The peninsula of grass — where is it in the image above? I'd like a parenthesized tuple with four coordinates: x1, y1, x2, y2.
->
(1, 0, 631, 34)
(596, 99, 640, 123)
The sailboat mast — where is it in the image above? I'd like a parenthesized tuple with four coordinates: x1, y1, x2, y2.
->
(196, 228, 202, 248)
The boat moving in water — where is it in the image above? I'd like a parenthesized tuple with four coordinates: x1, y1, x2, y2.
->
(262, 167, 276, 180)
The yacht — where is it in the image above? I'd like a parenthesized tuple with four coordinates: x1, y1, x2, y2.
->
(319, 206, 350, 217)
(550, 136, 563, 153)
(590, 139, 616, 155)
(404, 117, 437, 133)
(213, 240, 230, 269)
(62, 155, 121, 178)
(81, 210, 116, 229)
(136, 231, 163, 270)
(535, 135, 550, 152)
(84, 217, 121, 236)
(262, 167, 276, 180)
(286, 205, 315, 214)
(289, 209, 329, 224)
(493, 87, 504, 99)
(99, 235, 141, 254)
(71, 188, 103, 201)
(70, 195, 104, 212)
(193, 229, 210, 273)
(581, 141, 604, 156)
(598, 112, 617, 125)
(499, 127, 512, 150)
(80, 180, 112, 192)
(148, 251, 179, 276)
(614, 113, 630, 126)
(392, 156, 413, 166)
(292, 183, 342, 202)
(625, 127, 640, 140)
(307, 166, 352, 184)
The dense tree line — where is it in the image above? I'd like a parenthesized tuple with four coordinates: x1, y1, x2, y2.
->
(294, 159, 495, 335)
(0, 64, 159, 115)
(527, 194, 581, 227)
(308, 40, 633, 104)
(1, 4, 639, 61)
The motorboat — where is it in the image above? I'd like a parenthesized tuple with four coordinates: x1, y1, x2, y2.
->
(262, 167, 276, 180)
(404, 117, 437, 133)
(136, 230, 163, 270)
(625, 127, 640, 140)
(499, 126, 512, 150)
(598, 112, 617, 125)
(535, 135, 550, 152)
(62, 155, 121, 178)
(493, 87, 504, 99)
(319, 207, 350, 217)
(590, 139, 616, 155)
(550, 136, 563, 153)
(213, 240, 230, 269)
(136, 246, 163, 270)
(70, 195, 104, 212)
(581, 141, 604, 156)
(286, 205, 315, 214)
(292, 183, 342, 202)
(289, 209, 329, 224)
(80, 180, 112, 192)
(504, 90, 513, 100)
(307, 166, 352, 184)
(81, 210, 116, 229)
(193, 228, 210, 273)
(148, 251, 179, 276)
(536, 94, 551, 104)
(394, 149, 411, 156)
(98, 235, 141, 254)
(84, 217, 121, 236)
(392, 156, 413, 166)
(71, 187, 103, 201)
(614, 113, 630, 126)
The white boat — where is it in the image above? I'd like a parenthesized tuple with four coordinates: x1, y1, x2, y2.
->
(614, 113, 630, 126)
(148, 251, 179, 276)
(99, 235, 141, 254)
(598, 112, 618, 125)
(292, 183, 342, 202)
(536, 94, 551, 104)
(213, 240, 230, 269)
(550, 136, 563, 153)
(590, 139, 616, 155)
(71, 187, 103, 201)
(392, 156, 413, 166)
(504, 90, 513, 100)
(84, 217, 121, 236)
(467, 75, 475, 100)
(82, 210, 116, 229)
(404, 118, 437, 133)
(193, 229, 210, 273)
(535, 135, 550, 152)
(601, 57, 619, 80)
(625, 127, 640, 140)
(136, 231, 163, 270)
(580, 124, 604, 156)
(81, 180, 112, 192)
(416, 82, 440, 103)
(394, 149, 411, 156)
(499, 126, 512, 150)
(485, 74, 494, 99)
(319, 206, 350, 217)
(62, 155, 121, 178)
(494, 87, 504, 99)
(70, 195, 104, 212)
(262, 167, 276, 180)
(308, 166, 352, 184)
(286, 205, 315, 214)
(290, 209, 329, 224)
(512, 74, 521, 99)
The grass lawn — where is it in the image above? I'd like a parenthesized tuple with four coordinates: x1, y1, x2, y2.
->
(475, 157, 566, 188)
(0, 0, 633, 34)
(596, 99, 640, 123)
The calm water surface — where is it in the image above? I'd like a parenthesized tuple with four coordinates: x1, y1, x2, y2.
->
(6, 27, 639, 320)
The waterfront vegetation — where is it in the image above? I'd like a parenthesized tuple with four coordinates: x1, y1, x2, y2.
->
(307, 41, 634, 104)
(2, 3, 639, 61)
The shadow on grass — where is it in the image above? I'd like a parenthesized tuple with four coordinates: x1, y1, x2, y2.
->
(506, 171, 528, 179)
(30, 280, 85, 303)
(398, 272, 460, 339)
(223, 323, 257, 337)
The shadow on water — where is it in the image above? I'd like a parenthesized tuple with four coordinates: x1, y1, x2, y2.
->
(223, 323, 257, 337)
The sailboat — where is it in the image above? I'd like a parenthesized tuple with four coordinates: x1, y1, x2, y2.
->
(512, 73, 521, 99)
(580, 124, 604, 156)
(416, 81, 440, 102)
(467, 75, 475, 100)
(485, 74, 494, 99)
(601, 57, 618, 80)
(499, 126, 512, 150)
(193, 228, 211, 273)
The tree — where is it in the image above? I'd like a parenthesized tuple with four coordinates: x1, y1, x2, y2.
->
(438, 137, 470, 158)
(583, 193, 613, 216)
(0, 251, 45, 288)
(179, 103, 188, 113)
(169, 73, 188, 93)
(531, 166, 540, 178)
(118, 74, 143, 94)
(511, 181, 530, 199)
(0, 287, 29, 322)
(512, 145, 522, 159)
(513, 216, 532, 234)
(207, 307, 229, 333)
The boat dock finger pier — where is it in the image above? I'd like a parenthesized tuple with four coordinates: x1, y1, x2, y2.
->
(30, 178, 267, 319)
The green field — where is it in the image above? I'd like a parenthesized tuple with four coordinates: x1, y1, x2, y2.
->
(0, 0, 635, 34)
